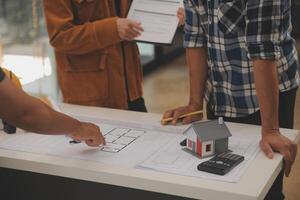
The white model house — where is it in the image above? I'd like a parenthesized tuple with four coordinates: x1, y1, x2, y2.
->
(184, 119, 232, 158)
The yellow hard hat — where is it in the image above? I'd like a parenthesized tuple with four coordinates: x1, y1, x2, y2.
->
(2, 68, 22, 89)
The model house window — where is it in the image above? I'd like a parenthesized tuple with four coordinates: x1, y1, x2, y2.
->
(206, 144, 211, 152)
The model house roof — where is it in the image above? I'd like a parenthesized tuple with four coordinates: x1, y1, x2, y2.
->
(187, 120, 232, 141)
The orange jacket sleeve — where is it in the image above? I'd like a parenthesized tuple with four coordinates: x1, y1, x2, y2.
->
(43, 0, 122, 54)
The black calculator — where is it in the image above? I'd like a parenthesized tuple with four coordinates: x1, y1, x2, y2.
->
(197, 152, 244, 175)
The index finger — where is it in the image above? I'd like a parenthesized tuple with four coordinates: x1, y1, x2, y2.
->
(172, 109, 187, 125)
(281, 150, 293, 177)
(100, 132, 106, 145)
(130, 21, 144, 32)
(182, 113, 203, 125)
(290, 143, 297, 163)
(161, 109, 175, 125)
(177, 7, 184, 14)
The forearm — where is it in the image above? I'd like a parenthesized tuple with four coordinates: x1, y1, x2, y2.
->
(253, 59, 279, 133)
(15, 99, 81, 135)
(0, 79, 81, 135)
(253, 60, 298, 177)
(186, 47, 208, 107)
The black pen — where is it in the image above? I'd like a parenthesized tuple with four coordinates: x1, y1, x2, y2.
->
(69, 140, 81, 144)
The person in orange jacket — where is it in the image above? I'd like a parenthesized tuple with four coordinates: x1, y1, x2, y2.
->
(43, 0, 185, 112)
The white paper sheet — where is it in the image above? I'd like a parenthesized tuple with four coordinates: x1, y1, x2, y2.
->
(0, 117, 261, 183)
(0, 122, 180, 167)
(127, 0, 182, 44)
(138, 125, 261, 183)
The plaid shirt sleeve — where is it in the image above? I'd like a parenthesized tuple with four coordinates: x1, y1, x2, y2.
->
(245, 0, 286, 60)
(183, 0, 207, 48)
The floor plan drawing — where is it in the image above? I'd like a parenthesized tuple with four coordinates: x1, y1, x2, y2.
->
(0, 121, 178, 167)
(100, 128, 146, 153)
(0, 117, 262, 183)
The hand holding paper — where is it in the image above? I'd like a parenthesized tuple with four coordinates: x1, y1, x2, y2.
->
(177, 7, 185, 26)
(117, 18, 144, 41)
(127, 0, 183, 44)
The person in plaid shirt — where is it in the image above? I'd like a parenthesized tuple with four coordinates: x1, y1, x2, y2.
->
(162, 0, 299, 199)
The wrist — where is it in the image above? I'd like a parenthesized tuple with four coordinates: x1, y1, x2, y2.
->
(261, 127, 280, 136)
(69, 120, 83, 138)
(189, 98, 203, 108)
(188, 102, 203, 110)
(262, 123, 279, 133)
(261, 119, 279, 135)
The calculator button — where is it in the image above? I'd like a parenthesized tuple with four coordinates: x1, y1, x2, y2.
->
(216, 161, 224, 165)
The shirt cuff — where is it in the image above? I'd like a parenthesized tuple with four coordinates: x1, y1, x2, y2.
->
(246, 42, 281, 60)
(183, 34, 207, 48)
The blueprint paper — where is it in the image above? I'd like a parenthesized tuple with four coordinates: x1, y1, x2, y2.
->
(138, 132, 260, 182)
(0, 123, 177, 167)
(0, 117, 260, 183)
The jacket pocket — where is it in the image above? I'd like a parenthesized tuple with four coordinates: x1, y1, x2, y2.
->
(58, 55, 109, 106)
(61, 71, 109, 104)
(217, 0, 246, 35)
(60, 51, 109, 104)
(65, 50, 107, 72)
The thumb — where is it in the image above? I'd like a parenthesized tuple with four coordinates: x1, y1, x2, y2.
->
(260, 140, 274, 159)
(70, 133, 82, 141)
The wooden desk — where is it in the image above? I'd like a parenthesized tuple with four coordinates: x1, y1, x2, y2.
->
(0, 104, 298, 200)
